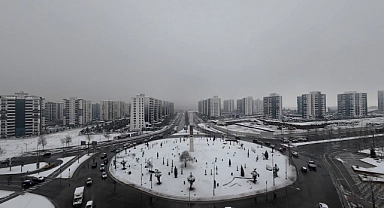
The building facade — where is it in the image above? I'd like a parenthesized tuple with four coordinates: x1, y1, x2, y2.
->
(379, 90, 384, 113)
(100, 100, 129, 121)
(263, 93, 282, 119)
(0, 92, 45, 138)
(198, 96, 221, 118)
(253, 99, 263, 114)
(63, 98, 92, 127)
(223, 99, 235, 113)
(297, 96, 302, 115)
(92, 103, 100, 121)
(337, 92, 367, 118)
(130, 94, 174, 131)
(298, 91, 326, 119)
(243, 96, 253, 116)
(236, 99, 244, 115)
(45, 101, 64, 126)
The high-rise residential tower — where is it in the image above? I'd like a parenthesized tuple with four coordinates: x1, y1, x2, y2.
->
(223, 99, 235, 113)
(298, 91, 326, 119)
(263, 93, 282, 119)
(337, 91, 367, 117)
(378, 90, 384, 113)
(63, 97, 92, 127)
(0, 92, 45, 138)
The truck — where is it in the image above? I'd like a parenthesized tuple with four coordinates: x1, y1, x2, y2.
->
(73, 186, 84, 207)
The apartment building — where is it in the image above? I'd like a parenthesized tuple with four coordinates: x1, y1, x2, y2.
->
(45, 101, 64, 125)
(223, 99, 235, 113)
(379, 90, 384, 113)
(0, 92, 45, 138)
(130, 94, 174, 131)
(263, 93, 282, 119)
(100, 100, 129, 121)
(198, 96, 221, 117)
(298, 91, 326, 119)
(253, 99, 263, 114)
(63, 97, 92, 127)
(337, 91, 367, 117)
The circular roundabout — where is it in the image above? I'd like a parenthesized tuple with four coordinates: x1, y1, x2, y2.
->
(109, 137, 296, 202)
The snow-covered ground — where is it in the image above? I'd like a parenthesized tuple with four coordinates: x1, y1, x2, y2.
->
(351, 157, 384, 175)
(0, 192, 55, 208)
(0, 190, 13, 199)
(110, 137, 296, 201)
(57, 154, 93, 179)
(0, 128, 119, 161)
(0, 162, 48, 175)
(286, 134, 384, 147)
(28, 156, 75, 178)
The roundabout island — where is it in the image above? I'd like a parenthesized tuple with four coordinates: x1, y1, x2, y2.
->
(109, 136, 296, 202)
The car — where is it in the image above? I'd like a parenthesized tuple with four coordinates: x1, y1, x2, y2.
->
(85, 200, 94, 208)
(86, 177, 92, 186)
(264, 142, 271, 146)
(103, 158, 108, 164)
(43, 163, 54, 169)
(318, 203, 329, 208)
(91, 162, 97, 169)
(100, 153, 107, 159)
(100, 164, 105, 171)
(22, 180, 36, 188)
(34, 176, 45, 182)
(291, 151, 299, 157)
(301, 167, 308, 172)
(277, 147, 284, 152)
(308, 161, 317, 169)
(101, 171, 107, 179)
(42, 152, 52, 157)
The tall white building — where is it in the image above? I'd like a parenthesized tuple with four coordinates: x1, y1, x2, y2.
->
(0, 92, 45, 138)
(253, 99, 263, 114)
(243, 96, 253, 116)
(263, 93, 282, 119)
(337, 91, 367, 118)
(223, 99, 235, 113)
(63, 98, 92, 126)
(130, 94, 174, 131)
(378, 90, 384, 113)
(198, 96, 221, 117)
(298, 91, 326, 119)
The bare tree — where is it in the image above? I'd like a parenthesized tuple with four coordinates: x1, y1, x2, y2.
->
(65, 135, 72, 147)
(180, 150, 192, 167)
(38, 135, 47, 150)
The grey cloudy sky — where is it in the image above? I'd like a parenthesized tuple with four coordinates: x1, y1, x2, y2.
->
(1, 1, 383, 109)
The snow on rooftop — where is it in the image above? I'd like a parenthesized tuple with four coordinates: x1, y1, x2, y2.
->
(109, 137, 296, 201)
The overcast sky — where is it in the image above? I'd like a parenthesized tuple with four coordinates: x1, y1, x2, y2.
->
(1, 1, 383, 109)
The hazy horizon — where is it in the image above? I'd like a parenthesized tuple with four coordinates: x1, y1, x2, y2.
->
(1, 1, 384, 109)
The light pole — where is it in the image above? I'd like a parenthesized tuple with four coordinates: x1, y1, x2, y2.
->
(36, 143, 39, 169)
(285, 186, 300, 208)
(272, 153, 275, 186)
(213, 161, 216, 196)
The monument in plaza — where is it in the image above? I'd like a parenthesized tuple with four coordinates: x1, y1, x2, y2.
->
(189, 125, 194, 152)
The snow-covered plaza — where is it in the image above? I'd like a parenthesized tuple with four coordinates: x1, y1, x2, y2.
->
(110, 136, 296, 201)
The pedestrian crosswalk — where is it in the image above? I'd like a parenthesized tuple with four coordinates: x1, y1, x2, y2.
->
(337, 152, 384, 208)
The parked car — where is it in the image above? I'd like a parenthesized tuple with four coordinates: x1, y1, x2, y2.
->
(101, 171, 107, 180)
(86, 177, 92, 186)
(91, 162, 97, 169)
(85, 200, 94, 208)
(308, 161, 317, 169)
(291, 151, 299, 157)
(318, 203, 329, 208)
(301, 167, 308, 173)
